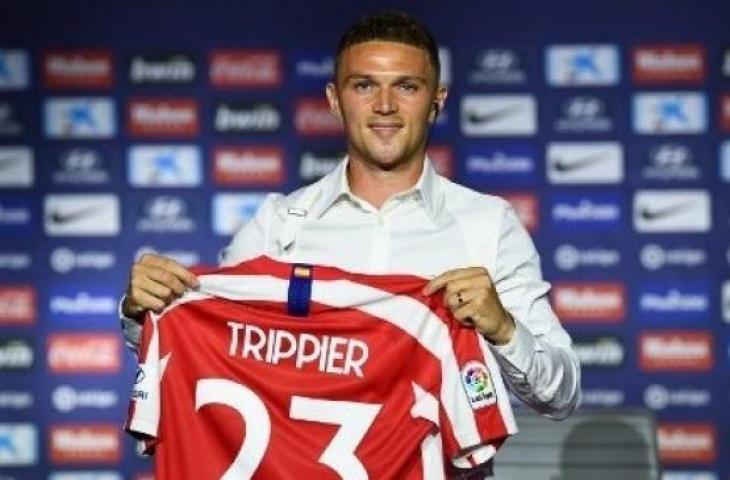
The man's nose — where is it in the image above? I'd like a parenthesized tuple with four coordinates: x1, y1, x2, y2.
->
(373, 88, 397, 114)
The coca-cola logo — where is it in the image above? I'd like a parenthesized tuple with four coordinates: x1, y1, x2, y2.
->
(210, 50, 282, 88)
(47, 334, 120, 373)
(295, 98, 343, 136)
(0, 286, 35, 324)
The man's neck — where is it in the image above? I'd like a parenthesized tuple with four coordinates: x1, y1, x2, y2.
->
(346, 156, 425, 209)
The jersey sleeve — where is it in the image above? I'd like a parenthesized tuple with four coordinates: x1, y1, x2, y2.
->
(439, 324, 518, 469)
(124, 310, 164, 454)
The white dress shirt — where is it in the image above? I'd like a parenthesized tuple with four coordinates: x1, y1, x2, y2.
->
(122, 157, 580, 419)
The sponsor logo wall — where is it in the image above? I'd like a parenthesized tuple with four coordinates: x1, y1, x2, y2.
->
(2, 1, 729, 478)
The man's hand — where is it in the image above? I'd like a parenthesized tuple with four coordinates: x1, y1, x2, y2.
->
(122, 253, 199, 320)
(423, 267, 515, 345)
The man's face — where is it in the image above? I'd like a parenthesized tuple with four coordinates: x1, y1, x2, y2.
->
(326, 41, 447, 171)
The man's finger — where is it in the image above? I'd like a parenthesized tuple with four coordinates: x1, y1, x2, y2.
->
(423, 267, 488, 295)
(139, 266, 188, 298)
(140, 254, 199, 289)
(128, 287, 167, 313)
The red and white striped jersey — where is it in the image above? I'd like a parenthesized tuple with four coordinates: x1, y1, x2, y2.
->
(126, 256, 516, 480)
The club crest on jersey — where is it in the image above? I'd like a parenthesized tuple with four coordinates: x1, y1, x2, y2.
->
(461, 361, 496, 409)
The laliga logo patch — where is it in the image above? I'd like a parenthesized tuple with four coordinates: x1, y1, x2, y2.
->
(461, 361, 496, 409)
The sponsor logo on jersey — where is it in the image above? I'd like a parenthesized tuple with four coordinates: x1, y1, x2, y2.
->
(49, 424, 120, 463)
(298, 150, 343, 183)
(639, 331, 713, 372)
(136, 195, 196, 233)
(546, 44, 620, 86)
(213, 193, 268, 236)
(127, 98, 199, 137)
(469, 48, 528, 85)
(44, 97, 116, 138)
(209, 49, 282, 88)
(550, 194, 622, 229)
(213, 146, 284, 185)
(295, 98, 343, 136)
(633, 92, 706, 134)
(720, 140, 730, 182)
(49, 472, 122, 480)
(463, 144, 537, 184)
(720, 94, 730, 131)
(0, 252, 31, 271)
(47, 334, 120, 373)
(0, 286, 35, 325)
(0, 50, 29, 90)
(128, 145, 201, 187)
(579, 388, 625, 408)
(641, 142, 701, 181)
(547, 142, 623, 184)
(554, 244, 620, 271)
(0, 146, 33, 187)
(52, 147, 111, 185)
(640, 244, 707, 270)
(49, 288, 117, 317)
(214, 101, 281, 133)
(633, 190, 710, 233)
(722, 280, 730, 323)
(44, 194, 120, 237)
(134, 246, 200, 267)
(632, 45, 705, 84)
(552, 95, 614, 133)
(0, 197, 32, 234)
(498, 192, 538, 232)
(128, 53, 196, 84)
(0, 423, 37, 466)
(426, 146, 454, 178)
(293, 51, 334, 81)
(552, 282, 625, 322)
(643, 384, 711, 410)
(0, 338, 33, 371)
(43, 50, 113, 89)
(460, 361, 496, 409)
(638, 282, 710, 319)
(50, 247, 116, 274)
(52, 385, 118, 413)
(461, 95, 537, 136)
(573, 335, 625, 367)
(657, 423, 715, 464)
(0, 101, 25, 136)
(0, 391, 33, 410)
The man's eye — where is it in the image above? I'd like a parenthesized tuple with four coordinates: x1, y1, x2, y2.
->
(354, 81, 373, 91)
(400, 82, 418, 92)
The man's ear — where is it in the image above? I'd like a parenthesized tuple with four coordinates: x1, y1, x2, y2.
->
(325, 82, 343, 122)
(429, 85, 448, 123)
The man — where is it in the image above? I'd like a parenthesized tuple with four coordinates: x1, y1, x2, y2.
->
(121, 9, 580, 477)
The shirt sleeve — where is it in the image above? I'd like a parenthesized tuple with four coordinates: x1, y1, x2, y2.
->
(125, 310, 163, 454)
(440, 324, 518, 470)
(489, 205, 581, 419)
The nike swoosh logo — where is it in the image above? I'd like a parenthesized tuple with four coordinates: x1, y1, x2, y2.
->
(552, 151, 609, 173)
(466, 105, 523, 125)
(47, 204, 101, 225)
(639, 202, 693, 221)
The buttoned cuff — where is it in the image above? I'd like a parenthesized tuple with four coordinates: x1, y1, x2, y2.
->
(489, 319, 538, 375)
(119, 295, 142, 351)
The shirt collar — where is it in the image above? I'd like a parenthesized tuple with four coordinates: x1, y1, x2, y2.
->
(310, 156, 445, 223)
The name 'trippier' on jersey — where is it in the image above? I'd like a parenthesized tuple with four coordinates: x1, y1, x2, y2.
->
(126, 256, 517, 479)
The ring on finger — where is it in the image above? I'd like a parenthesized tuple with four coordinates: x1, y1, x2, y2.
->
(456, 291, 463, 305)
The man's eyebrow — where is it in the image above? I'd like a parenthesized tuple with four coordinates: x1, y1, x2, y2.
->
(343, 74, 429, 84)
